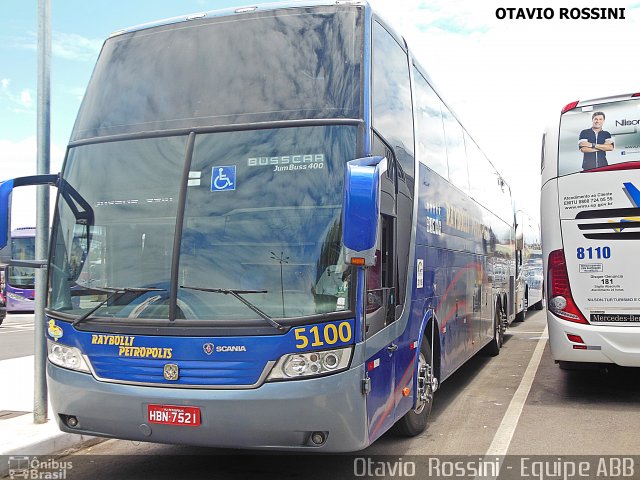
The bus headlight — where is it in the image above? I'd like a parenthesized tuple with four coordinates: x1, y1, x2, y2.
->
(267, 346, 352, 380)
(47, 340, 90, 373)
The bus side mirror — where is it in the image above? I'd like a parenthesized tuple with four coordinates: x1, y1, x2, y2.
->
(0, 174, 60, 250)
(342, 156, 387, 267)
(0, 174, 60, 259)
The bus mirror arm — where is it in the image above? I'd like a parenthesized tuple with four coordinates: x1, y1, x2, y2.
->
(0, 174, 60, 253)
(341, 156, 387, 267)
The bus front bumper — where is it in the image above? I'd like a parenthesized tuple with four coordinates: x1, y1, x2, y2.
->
(548, 313, 640, 366)
(47, 362, 369, 452)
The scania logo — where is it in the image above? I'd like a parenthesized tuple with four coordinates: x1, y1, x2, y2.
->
(163, 363, 179, 381)
(203, 343, 214, 355)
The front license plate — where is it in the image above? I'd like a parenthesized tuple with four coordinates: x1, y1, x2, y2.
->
(148, 404, 201, 426)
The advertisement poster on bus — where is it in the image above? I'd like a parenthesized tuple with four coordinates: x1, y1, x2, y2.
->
(559, 100, 640, 176)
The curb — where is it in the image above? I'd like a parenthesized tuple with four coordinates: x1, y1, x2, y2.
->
(0, 415, 103, 477)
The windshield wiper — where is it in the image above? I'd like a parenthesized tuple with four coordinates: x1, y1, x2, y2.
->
(73, 286, 165, 327)
(180, 286, 286, 332)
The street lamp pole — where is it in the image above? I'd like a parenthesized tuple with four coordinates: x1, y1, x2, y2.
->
(34, 0, 51, 424)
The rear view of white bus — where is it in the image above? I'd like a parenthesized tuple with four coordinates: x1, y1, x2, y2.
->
(541, 93, 640, 368)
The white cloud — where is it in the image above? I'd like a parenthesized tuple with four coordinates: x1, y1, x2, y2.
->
(0, 78, 35, 113)
(0, 136, 65, 229)
(16, 31, 102, 62)
(19, 89, 32, 108)
(52, 32, 103, 62)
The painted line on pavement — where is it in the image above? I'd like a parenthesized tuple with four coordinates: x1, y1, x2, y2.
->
(486, 325, 549, 456)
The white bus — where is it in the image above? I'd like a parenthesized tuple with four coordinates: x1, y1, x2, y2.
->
(516, 210, 543, 319)
(541, 92, 640, 369)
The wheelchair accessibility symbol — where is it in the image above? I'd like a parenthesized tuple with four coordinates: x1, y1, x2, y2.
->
(211, 166, 236, 192)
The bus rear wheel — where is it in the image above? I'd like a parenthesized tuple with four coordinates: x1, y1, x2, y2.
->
(392, 339, 435, 437)
(485, 307, 503, 356)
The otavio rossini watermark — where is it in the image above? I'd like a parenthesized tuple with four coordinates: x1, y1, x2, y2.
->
(353, 457, 417, 477)
(352, 456, 636, 479)
(495, 7, 627, 20)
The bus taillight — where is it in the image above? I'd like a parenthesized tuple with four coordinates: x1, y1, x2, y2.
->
(547, 249, 589, 324)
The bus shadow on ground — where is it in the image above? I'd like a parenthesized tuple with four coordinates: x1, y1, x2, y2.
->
(560, 364, 640, 402)
(532, 344, 640, 406)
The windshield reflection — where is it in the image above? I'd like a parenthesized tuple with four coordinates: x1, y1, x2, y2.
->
(49, 126, 357, 323)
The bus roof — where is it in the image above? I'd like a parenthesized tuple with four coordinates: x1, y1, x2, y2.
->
(11, 227, 36, 237)
(562, 92, 640, 114)
(110, 1, 367, 38)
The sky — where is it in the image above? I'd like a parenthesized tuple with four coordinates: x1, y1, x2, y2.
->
(1, 0, 640, 229)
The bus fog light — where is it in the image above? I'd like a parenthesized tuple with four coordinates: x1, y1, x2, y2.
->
(47, 340, 90, 373)
(268, 346, 352, 380)
(66, 416, 79, 428)
(310, 431, 327, 446)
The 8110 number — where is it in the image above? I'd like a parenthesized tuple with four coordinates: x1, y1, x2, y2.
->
(577, 246, 611, 259)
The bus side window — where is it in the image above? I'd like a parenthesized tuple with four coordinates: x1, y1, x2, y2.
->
(372, 20, 414, 318)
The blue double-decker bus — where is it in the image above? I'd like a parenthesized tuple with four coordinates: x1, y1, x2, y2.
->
(0, 2, 520, 451)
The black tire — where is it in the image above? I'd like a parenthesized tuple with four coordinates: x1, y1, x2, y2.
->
(533, 300, 544, 310)
(392, 339, 434, 437)
(485, 307, 503, 356)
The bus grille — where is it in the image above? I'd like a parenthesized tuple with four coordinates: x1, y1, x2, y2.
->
(89, 356, 268, 388)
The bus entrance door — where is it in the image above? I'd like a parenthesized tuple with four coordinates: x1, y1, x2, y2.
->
(364, 153, 398, 441)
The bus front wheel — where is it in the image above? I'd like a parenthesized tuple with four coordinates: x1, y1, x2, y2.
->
(392, 339, 435, 437)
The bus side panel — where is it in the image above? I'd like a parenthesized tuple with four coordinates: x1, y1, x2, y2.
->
(392, 252, 427, 422)
(415, 163, 496, 382)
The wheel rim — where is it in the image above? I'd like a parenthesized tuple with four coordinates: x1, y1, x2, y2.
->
(414, 351, 433, 414)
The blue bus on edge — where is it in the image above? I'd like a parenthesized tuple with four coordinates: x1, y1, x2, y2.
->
(0, 1, 520, 451)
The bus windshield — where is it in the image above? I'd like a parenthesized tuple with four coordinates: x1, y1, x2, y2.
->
(71, 6, 362, 141)
(48, 126, 357, 323)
